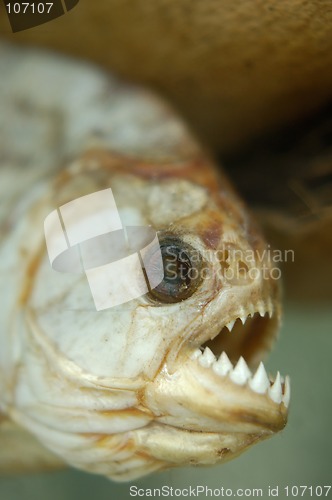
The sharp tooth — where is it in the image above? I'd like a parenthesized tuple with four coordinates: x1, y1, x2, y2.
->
(199, 347, 215, 367)
(190, 349, 202, 360)
(240, 316, 247, 325)
(230, 357, 252, 385)
(267, 300, 273, 318)
(249, 362, 270, 394)
(268, 372, 282, 404)
(282, 375, 291, 408)
(213, 352, 233, 376)
(238, 306, 246, 316)
(226, 320, 236, 332)
(257, 301, 266, 317)
(249, 304, 255, 316)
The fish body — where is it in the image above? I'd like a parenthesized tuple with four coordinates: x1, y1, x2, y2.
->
(0, 42, 289, 481)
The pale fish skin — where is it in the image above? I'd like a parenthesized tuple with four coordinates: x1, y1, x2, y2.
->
(0, 42, 289, 481)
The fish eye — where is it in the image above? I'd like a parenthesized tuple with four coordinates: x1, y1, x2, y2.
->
(147, 237, 202, 304)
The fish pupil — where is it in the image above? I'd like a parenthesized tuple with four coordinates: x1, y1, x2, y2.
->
(147, 238, 202, 303)
(162, 247, 191, 286)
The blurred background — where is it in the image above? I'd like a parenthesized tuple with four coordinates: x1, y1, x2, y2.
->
(1, 0, 332, 152)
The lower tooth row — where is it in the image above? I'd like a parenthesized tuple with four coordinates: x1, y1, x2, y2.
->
(191, 347, 290, 407)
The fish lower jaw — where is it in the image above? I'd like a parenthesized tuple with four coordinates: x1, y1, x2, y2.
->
(190, 347, 290, 409)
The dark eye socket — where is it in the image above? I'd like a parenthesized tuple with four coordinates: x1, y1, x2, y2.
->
(147, 237, 202, 304)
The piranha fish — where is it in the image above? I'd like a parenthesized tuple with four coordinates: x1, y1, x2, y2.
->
(0, 42, 289, 481)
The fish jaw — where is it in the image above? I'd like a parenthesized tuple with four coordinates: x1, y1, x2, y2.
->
(128, 358, 289, 475)
(143, 353, 289, 436)
(133, 313, 289, 473)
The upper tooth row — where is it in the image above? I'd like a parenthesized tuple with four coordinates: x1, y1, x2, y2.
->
(190, 347, 290, 408)
(225, 307, 273, 332)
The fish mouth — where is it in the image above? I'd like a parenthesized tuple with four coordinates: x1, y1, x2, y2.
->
(145, 298, 290, 436)
(139, 301, 289, 473)
(186, 301, 290, 411)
